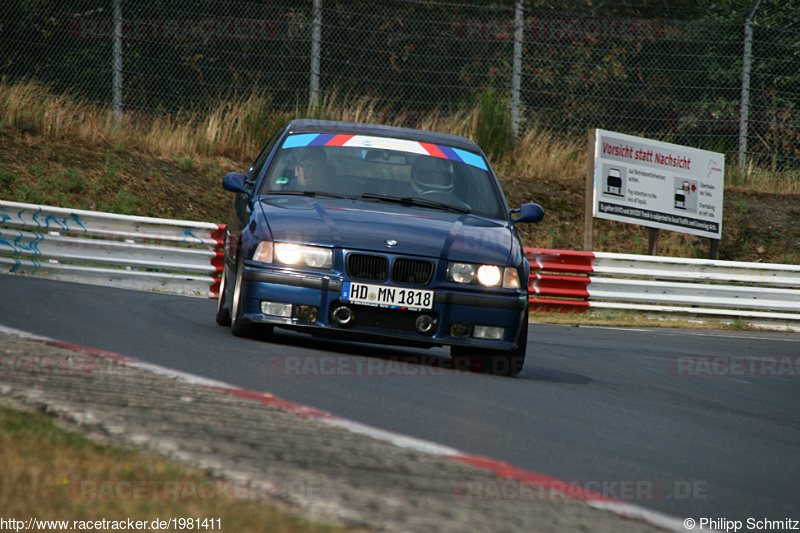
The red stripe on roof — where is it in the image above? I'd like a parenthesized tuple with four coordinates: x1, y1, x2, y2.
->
(420, 142, 446, 158)
(325, 134, 354, 146)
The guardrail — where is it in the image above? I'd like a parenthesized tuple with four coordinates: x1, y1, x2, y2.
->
(526, 248, 800, 330)
(0, 200, 224, 297)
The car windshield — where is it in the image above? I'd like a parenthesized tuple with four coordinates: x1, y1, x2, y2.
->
(258, 133, 506, 219)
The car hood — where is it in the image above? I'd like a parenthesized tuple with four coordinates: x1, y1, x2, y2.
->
(257, 197, 515, 265)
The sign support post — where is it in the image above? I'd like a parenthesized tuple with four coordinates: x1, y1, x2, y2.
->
(647, 228, 660, 255)
(584, 129, 596, 252)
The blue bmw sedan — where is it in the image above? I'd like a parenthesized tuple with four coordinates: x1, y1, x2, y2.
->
(216, 119, 543, 376)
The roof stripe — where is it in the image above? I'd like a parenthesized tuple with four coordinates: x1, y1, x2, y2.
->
(281, 133, 487, 170)
(437, 145, 463, 164)
(420, 142, 446, 159)
(453, 148, 487, 170)
(326, 134, 354, 147)
(282, 134, 319, 149)
(309, 133, 337, 146)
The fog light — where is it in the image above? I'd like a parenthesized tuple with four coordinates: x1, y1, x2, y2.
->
(415, 315, 437, 335)
(331, 306, 354, 327)
(261, 301, 292, 318)
(473, 325, 505, 340)
(295, 305, 318, 322)
(449, 322, 471, 338)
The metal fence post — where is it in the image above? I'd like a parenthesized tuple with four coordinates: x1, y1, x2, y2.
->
(309, 0, 322, 111)
(738, 0, 761, 171)
(113, 0, 123, 126)
(510, 0, 524, 145)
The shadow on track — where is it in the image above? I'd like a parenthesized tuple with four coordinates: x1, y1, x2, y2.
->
(214, 322, 593, 384)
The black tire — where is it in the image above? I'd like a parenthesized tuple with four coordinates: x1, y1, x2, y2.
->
(450, 311, 528, 377)
(215, 261, 232, 326)
(229, 256, 273, 339)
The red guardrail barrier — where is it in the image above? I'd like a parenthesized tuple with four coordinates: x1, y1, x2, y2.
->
(525, 248, 595, 311)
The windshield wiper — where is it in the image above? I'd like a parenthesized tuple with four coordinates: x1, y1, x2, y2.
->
(361, 193, 470, 214)
(269, 190, 348, 199)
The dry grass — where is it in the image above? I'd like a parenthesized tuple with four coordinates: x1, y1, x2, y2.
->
(0, 403, 346, 532)
(2, 78, 794, 195)
(727, 159, 800, 195)
(506, 127, 586, 181)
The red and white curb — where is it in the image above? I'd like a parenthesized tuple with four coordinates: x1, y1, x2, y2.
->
(1, 325, 688, 532)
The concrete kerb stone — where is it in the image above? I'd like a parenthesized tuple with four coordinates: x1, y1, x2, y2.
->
(0, 327, 680, 532)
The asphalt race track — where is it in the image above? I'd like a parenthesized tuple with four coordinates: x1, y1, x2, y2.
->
(2, 273, 798, 524)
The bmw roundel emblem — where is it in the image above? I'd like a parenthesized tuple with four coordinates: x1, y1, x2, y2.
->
(384, 239, 398, 248)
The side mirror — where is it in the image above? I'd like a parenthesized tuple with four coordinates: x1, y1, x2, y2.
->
(222, 172, 250, 195)
(510, 202, 544, 224)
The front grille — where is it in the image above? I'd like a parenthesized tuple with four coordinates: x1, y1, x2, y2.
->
(391, 258, 434, 285)
(346, 253, 435, 286)
(347, 253, 388, 282)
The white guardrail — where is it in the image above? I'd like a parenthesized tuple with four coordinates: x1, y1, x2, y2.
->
(526, 248, 800, 331)
(2, 201, 798, 330)
(0, 200, 224, 297)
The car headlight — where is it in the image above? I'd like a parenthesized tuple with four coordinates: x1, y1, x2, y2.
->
(252, 241, 332, 269)
(447, 262, 520, 288)
(477, 264, 502, 286)
(447, 262, 477, 284)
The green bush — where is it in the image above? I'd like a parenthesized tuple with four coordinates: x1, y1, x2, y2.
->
(474, 89, 511, 161)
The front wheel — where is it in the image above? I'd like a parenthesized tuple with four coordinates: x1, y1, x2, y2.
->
(229, 256, 273, 339)
(215, 261, 232, 326)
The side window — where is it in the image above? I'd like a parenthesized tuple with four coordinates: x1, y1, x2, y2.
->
(246, 130, 283, 183)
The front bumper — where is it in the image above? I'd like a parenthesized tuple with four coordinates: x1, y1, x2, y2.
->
(240, 263, 527, 350)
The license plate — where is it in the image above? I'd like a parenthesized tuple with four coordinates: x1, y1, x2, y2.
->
(341, 282, 434, 310)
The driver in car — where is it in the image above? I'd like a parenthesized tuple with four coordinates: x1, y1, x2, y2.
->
(295, 149, 329, 191)
(411, 156, 455, 195)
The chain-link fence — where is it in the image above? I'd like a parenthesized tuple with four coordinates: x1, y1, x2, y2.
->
(2, 0, 798, 169)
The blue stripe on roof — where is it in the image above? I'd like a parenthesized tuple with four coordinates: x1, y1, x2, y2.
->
(452, 148, 487, 170)
(308, 133, 336, 146)
(437, 145, 463, 164)
(282, 134, 320, 149)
